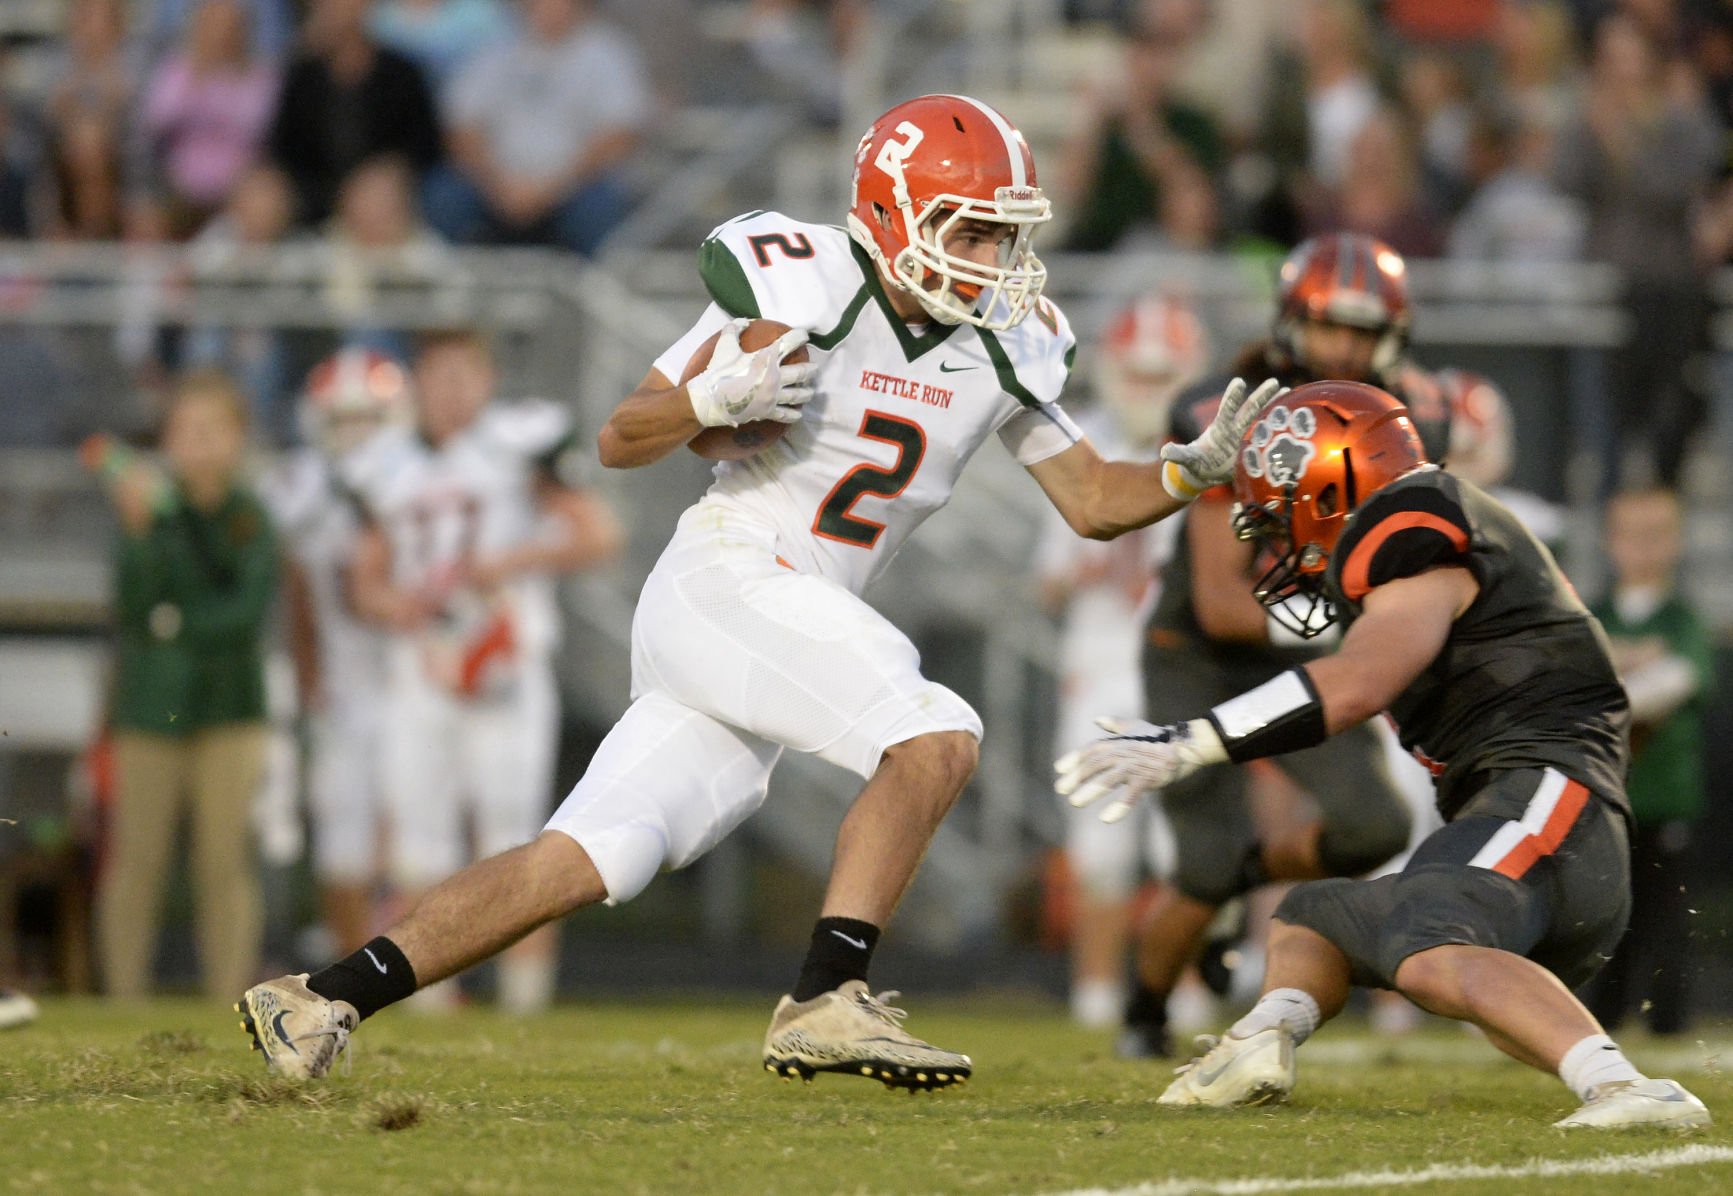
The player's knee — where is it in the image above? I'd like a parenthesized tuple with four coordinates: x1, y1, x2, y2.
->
(887, 730, 978, 801)
(1391, 945, 1468, 1010)
(524, 831, 611, 914)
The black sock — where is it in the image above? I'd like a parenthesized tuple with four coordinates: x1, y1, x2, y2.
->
(791, 917, 881, 1001)
(306, 936, 418, 1021)
(1123, 981, 1169, 1030)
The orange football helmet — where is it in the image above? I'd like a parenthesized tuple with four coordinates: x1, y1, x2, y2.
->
(1438, 367, 1513, 489)
(848, 94, 1050, 330)
(1097, 293, 1211, 442)
(299, 348, 412, 457)
(1232, 380, 1426, 636)
(1273, 233, 1410, 379)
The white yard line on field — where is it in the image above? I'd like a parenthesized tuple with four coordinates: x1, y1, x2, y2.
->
(1038, 1143, 1733, 1196)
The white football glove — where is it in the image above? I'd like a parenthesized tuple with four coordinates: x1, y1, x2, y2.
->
(1160, 376, 1287, 500)
(687, 318, 817, 428)
(1054, 717, 1229, 824)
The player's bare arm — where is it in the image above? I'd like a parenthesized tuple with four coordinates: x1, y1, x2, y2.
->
(1025, 438, 1185, 539)
(468, 482, 626, 589)
(1187, 499, 1271, 641)
(1055, 563, 1477, 821)
(1305, 566, 1478, 732)
(1027, 376, 1286, 539)
(282, 556, 324, 710)
(596, 367, 704, 469)
(599, 321, 815, 469)
(347, 522, 437, 632)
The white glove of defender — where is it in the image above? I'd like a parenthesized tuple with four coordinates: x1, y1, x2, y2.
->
(1160, 377, 1288, 500)
(687, 318, 817, 428)
(1054, 717, 1229, 824)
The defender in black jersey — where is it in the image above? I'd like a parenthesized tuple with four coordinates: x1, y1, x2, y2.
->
(1059, 382, 1708, 1128)
(1119, 234, 1446, 1057)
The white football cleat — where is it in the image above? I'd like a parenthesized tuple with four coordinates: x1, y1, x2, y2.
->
(237, 974, 358, 1079)
(1157, 1025, 1295, 1108)
(762, 980, 970, 1091)
(1554, 1078, 1710, 1129)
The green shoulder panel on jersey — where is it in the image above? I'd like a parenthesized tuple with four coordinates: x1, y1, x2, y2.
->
(698, 237, 761, 319)
(810, 287, 869, 350)
(977, 328, 1041, 409)
(977, 298, 1078, 411)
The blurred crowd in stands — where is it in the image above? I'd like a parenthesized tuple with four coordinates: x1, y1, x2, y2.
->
(0, 0, 651, 252)
(0, 0, 1727, 481)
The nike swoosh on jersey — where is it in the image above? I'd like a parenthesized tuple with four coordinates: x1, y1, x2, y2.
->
(937, 361, 978, 373)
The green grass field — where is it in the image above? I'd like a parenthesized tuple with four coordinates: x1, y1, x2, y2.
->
(6, 997, 1733, 1195)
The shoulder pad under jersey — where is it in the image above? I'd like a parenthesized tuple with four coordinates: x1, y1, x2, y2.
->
(975, 295, 1077, 410)
(697, 211, 862, 334)
(1333, 468, 1472, 603)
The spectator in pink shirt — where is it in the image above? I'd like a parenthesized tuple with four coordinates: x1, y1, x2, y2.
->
(141, 0, 280, 235)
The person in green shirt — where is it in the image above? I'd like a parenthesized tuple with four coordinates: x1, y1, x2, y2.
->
(1586, 487, 1715, 1035)
(95, 369, 278, 1001)
(1059, 9, 1224, 253)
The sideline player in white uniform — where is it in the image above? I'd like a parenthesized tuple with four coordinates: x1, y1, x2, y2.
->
(261, 350, 411, 956)
(1033, 295, 1208, 1029)
(240, 94, 1280, 1085)
(343, 329, 624, 1012)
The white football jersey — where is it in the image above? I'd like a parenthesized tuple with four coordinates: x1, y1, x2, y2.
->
(653, 211, 1083, 595)
(344, 400, 576, 656)
(259, 448, 386, 699)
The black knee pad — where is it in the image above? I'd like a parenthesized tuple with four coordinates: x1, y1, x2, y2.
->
(1317, 801, 1412, 879)
(1273, 877, 1358, 933)
(1176, 841, 1264, 907)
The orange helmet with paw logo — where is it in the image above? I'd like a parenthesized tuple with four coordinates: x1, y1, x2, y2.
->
(1274, 233, 1410, 378)
(847, 94, 1050, 330)
(1232, 381, 1426, 637)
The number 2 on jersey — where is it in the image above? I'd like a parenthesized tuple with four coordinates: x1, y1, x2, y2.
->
(813, 412, 926, 549)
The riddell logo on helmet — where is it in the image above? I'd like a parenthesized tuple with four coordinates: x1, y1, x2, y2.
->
(1241, 406, 1318, 487)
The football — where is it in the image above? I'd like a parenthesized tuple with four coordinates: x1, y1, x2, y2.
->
(684, 318, 808, 461)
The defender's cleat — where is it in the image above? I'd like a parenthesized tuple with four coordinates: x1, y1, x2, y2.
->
(761, 981, 971, 1091)
(1157, 1025, 1295, 1108)
(237, 974, 358, 1080)
(1554, 1079, 1711, 1129)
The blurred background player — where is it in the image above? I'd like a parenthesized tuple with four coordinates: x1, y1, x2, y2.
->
(1585, 488, 1716, 1037)
(1034, 293, 1209, 1029)
(1436, 367, 1563, 548)
(344, 328, 623, 1012)
(1116, 234, 1432, 1057)
(260, 349, 412, 957)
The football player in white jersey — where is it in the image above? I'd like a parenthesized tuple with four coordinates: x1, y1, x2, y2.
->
(262, 350, 411, 956)
(240, 94, 1279, 1085)
(339, 328, 623, 1013)
(1034, 294, 1208, 1030)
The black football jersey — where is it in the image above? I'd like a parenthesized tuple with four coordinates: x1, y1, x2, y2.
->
(1324, 467, 1631, 820)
